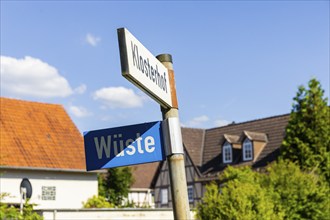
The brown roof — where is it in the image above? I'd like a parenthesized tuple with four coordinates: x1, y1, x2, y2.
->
(130, 162, 160, 189)
(130, 128, 205, 189)
(0, 97, 86, 170)
(201, 114, 289, 174)
(181, 127, 205, 166)
(131, 114, 289, 188)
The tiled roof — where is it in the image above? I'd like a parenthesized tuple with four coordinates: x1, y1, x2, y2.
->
(201, 114, 289, 174)
(132, 114, 289, 187)
(130, 128, 205, 189)
(0, 97, 86, 171)
(181, 127, 205, 167)
(130, 162, 160, 189)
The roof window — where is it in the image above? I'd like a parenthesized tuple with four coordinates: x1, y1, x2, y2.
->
(222, 141, 232, 163)
(242, 138, 253, 161)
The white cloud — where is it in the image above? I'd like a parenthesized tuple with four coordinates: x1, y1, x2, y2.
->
(185, 115, 210, 127)
(69, 105, 92, 118)
(74, 84, 87, 94)
(93, 86, 145, 109)
(0, 56, 73, 98)
(85, 33, 101, 46)
(214, 119, 231, 127)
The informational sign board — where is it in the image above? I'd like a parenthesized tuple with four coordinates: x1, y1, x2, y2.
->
(83, 121, 165, 171)
(117, 28, 172, 108)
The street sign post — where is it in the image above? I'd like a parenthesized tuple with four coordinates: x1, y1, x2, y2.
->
(117, 28, 172, 108)
(86, 28, 191, 219)
(83, 27, 190, 220)
(157, 54, 191, 219)
(84, 121, 165, 171)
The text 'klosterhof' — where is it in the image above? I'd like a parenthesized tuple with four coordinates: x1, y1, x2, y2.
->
(131, 41, 168, 93)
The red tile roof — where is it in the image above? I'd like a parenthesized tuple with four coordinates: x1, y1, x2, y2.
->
(0, 97, 86, 171)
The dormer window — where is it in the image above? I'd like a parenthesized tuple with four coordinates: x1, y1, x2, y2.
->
(243, 138, 253, 161)
(222, 141, 232, 163)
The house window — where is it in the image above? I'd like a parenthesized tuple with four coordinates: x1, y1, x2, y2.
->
(222, 141, 232, 163)
(160, 188, 168, 204)
(243, 139, 253, 161)
(42, 186, 56, 200)
(187, 185, 194, 203)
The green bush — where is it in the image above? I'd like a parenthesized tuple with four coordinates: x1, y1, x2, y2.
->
(0, 193, 43, 220)
(196, 166, 283, 220)
(82, 195, 114, 208)
(262, 160, 330, 220)
(196, 161, 329, 220)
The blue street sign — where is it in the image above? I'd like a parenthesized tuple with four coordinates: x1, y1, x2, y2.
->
(83, 121, 165, 171)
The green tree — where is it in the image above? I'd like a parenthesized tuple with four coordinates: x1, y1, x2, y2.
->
(98, 173, 107, 199)
(262, 160, 330, 220)
(196, 166, 282, 220)
(196, 161, 329, 220)
(98, 166, 134, 206)
(281, 78, 330, 182)
(195, 183, 222, 220)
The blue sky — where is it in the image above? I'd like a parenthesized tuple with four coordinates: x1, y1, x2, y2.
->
(1, 1, 329, 132)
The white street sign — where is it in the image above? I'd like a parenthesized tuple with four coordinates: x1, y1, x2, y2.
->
(117, 28, 172, 108)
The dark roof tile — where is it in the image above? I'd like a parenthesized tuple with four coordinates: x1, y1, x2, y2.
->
(129, 162, 160, 189)
(181, 127, 205, 166)
(201, 114, 289, 174)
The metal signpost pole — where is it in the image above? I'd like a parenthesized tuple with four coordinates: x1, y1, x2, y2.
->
(157, 54, 191, 220)
(117, 28, 191, 219)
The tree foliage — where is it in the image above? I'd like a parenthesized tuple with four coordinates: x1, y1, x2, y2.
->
(0, 193, 43, 220)
(196, 166, 282, 220)
(82, 195, 114, 208)
(196, 161, 329, 220)
(197, 79, 330, 219)
(262, 160, 330, 220)
(98, 166, 134, 206)
(281, 78, 330, 182)
(195, 183, 222, 220)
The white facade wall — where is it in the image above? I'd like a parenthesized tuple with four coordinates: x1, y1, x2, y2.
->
(38, 208, 196, 220)
(128, 188, 154, 207)
(0, 169, 98, 209)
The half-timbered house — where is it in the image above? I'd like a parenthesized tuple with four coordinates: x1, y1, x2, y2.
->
(152, 114, 289, 207)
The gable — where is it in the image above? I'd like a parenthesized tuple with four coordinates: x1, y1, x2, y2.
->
(181, 127, 205, 166)
(0, 97, 86, 170)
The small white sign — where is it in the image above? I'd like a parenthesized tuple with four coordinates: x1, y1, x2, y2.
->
(161, 117, 184, 155)
(117, 28, 172, 108)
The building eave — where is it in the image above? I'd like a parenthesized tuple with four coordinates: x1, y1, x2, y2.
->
(0, 165, 99, 174)
(130, 188, 153, 192)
